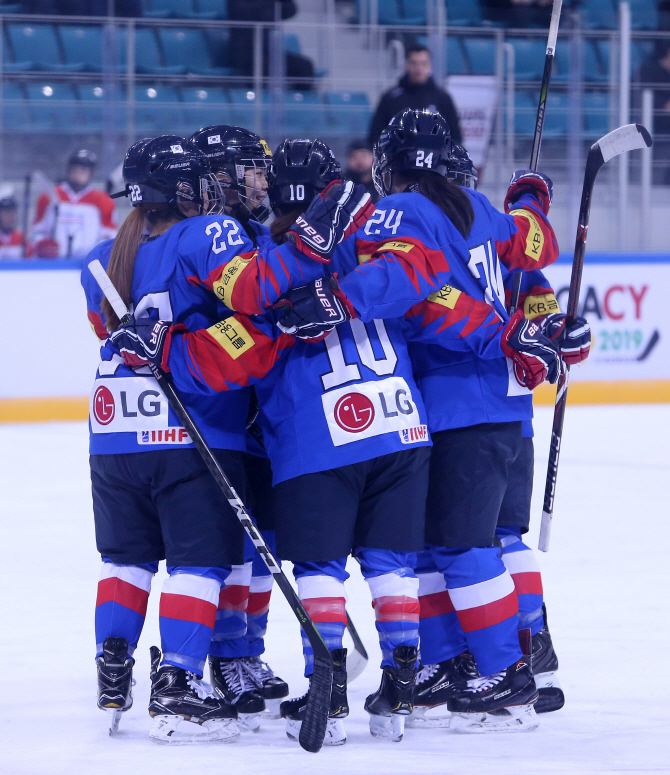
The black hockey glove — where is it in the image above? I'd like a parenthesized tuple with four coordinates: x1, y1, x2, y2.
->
(109, 316, 186, 371)
(501, 310, 562, 390)
(538, 313, 591, 365)
(504, 169, 553, 216)
(286, 180, 375, 263)
(274, 275, 356, 342)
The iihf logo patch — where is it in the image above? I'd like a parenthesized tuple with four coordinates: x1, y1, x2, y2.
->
(208, 135, 221, 144)
(141, 431, 149, 443)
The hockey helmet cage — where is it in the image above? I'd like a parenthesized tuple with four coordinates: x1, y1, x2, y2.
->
(372, 108, 452, 196)
(267, 138, 342, 216)
(448, 143, 478, 190)
(114, 135, 224, 215)
(68, 149, 98, 169)
(189, 125, 272, 222)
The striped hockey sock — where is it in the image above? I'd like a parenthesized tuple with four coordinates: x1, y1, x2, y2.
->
(209, 562, 252, 658)
(159, 570, 225, 676)
(295, 571, 347, 677)
(497, 527, 545, 635)
(95, 560, 156, 657)
(429, 545, 521, 677)
(367, 570, 420, 668)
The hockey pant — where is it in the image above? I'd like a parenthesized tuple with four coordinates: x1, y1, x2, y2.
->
(95, 559, 231, 677)
(292, 548, 420, 676)
(209, 531, 277, 659)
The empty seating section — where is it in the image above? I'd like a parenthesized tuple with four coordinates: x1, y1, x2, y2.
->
(58, 25, 104, 72)
(461, 37, 496, 75)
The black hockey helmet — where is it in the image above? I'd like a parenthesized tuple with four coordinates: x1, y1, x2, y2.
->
(113, 135, 224, 215)
(267, 138, 342, 216)
(189, 125, 272, 222)
(68, 149, 98, 169)
(372, 108, 452, 196)
(448, 143, 478, 190)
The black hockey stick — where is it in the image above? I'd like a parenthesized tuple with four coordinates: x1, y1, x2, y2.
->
(345, 610, 369, 682)
(538, 124, 652, 552)
(509, 0, 563, 314)
(88, 260, 333, 753)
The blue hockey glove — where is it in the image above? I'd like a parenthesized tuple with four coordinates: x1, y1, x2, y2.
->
(109, 316, 185, 371)
(501, 310, 562, 390)
(504, 169, 553, 216)
(538, 313, 591, 365)
(274, 275, 356, 341)
(286, 180, 375, 263)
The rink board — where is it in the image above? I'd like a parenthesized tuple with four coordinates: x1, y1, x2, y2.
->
(0, 256, 668, 422)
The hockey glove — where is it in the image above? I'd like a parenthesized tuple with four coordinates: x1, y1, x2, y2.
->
(286, 180, 375, 263)
(538, 312, 591, 365)
(109, 316, 186, 371)
(504, 170, 553, 216)
(501, 310, 562, 390)
(274, 274, 356, 341)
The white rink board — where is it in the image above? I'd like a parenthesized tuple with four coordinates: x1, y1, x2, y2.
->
(1, 406, 669, 774)
(0, 267, 99, 398)
(542, 261, 670, 382)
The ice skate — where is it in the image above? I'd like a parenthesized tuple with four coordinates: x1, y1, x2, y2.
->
(532, 604, 565, 714)
(448, 653, 539, 734)
(209, 655, 266, 732)
(407, 652, 478, 729)
(364, 645, 418, 742)
(241, 656, 289, 719)
(96, 637, 134, 736)
(281, 648, 348, 746)
(148, 647, 239, 744)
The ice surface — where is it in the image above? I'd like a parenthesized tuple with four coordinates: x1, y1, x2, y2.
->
(1, 405, 669, 775)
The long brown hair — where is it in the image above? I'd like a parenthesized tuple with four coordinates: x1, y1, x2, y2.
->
(269, 206, 304, 244)
(101, 205, 177, 330)
(394, 170, 475, 238)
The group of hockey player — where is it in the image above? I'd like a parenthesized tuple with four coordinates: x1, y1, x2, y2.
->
(82, 106, 592, 747)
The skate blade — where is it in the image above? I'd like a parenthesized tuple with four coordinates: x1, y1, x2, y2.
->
(237, 712, 262, 732)
(450, 704, 539, 734)
(369, 714, 405, 742)
(406, 705, 451, 729)
(285, 718, 346, 746)
(149, 715, 240, 745)
(261, 698, 284, 720)
(108, 709, 123, 736)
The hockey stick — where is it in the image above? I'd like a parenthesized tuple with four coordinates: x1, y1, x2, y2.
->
(88, 259, 333, 754)
(345, 610, 369, 682)
(538, 124, 652, 552)
(509, 0, 563, 314)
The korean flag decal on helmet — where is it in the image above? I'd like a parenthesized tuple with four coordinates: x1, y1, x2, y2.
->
(208, 135, 221, 145)
(170, 144, 184, 153)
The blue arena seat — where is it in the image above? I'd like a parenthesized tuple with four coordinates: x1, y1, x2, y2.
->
(133, 85, 184, 132)
(182, 86, 233, 127)
(192, 0, 228, 19)
(229, 89, 267, 129)
(377, 0, 402, 25)
(583, 90, 610, 137)
(324, 90, 371, 136)
(134, 27, 181, 74)
(514, 91, 536, 137)
(78, 84, 108, 130)
(58, 25, 104, 72)
(2, 82, 31, 130)
(446, 37, 467, 75)
(629, 0, 658, 30)
(554, 39, 608, 84)
(158, 28, 228, 75)
(399, 0, 428, 26)
(446, 0, 483, 26)
(541, 92, 569, 136)
(283, 91, 326, 133)
(510, 38, 547, 81)
(581, 0, 617, 30)
(462, 36, 497, 75)
(143, 0, 195, 18)
(25, 83, 83, 130)
(7, 23, 65, 71)
(284, 34, 301, 55)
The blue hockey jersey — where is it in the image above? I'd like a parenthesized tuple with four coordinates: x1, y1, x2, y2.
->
(81, 215, 300, 456)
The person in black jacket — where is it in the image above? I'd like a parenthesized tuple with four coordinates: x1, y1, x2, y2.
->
(368, 45, 462, 148)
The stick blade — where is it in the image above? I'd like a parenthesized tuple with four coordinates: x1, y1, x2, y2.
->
(298, 654, 333, 753)
(596, 123, 652, 163)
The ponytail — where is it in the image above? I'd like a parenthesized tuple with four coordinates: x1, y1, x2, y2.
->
(101, 207, 145, 331)
(394, 170, 475, 239)
(269, 206, 304, 244)
(101, 205, 179, 331)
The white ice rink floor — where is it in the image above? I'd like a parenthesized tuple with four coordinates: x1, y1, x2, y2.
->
(1, 405, 669, 775)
